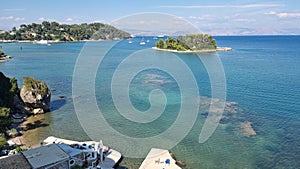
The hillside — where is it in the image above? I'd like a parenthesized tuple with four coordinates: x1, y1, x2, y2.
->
(0, 72, 19, 151)
(0, 21, 131, 41)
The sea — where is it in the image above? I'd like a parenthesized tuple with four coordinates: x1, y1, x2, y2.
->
(0, 36, 299, 169)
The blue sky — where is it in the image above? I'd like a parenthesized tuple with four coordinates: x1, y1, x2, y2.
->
(0, 0, 300, 35)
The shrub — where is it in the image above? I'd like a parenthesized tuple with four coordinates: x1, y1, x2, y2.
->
(0, 50, 4, 56)
(0, 136, 8, 151)
(23, 77, 49, 94)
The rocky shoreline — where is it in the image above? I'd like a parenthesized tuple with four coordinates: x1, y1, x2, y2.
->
(152, 46, 232, 53)
(2, 76, 51, 154)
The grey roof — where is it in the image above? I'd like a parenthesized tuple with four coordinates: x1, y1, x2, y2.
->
(57, 144, 82, 157)
(22, 144, 69, 168)
(0, 153, 31, 169)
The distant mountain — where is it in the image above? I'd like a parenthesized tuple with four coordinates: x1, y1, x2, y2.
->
(0, 21, 131, 41)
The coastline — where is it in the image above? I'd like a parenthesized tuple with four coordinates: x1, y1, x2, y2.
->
(8, 112, 51, 150)
(152, 46, 232, 53)
(0, 39, 120, 44)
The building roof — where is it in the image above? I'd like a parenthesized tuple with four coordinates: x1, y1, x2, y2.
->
(57, 144, 82, 157)
(0, 153, 31, 169)
(22, 144, 69, 169)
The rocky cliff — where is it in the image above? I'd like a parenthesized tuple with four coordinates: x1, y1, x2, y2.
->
(20, 77, 51, 114)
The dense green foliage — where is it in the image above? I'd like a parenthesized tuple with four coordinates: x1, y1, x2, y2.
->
(0, 50, 4, 56)
(23, 77, 49, 94)
(0, 72, 18, 150)
(0, 107, 11, 133)
(0, 21, 131, 41)
(0, 72, 18, 107)
(156, 34, 217, 51)
(0, 135, 8, 150)
(15, 146, 27, 153)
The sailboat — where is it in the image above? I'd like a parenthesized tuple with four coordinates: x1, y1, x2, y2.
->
(140, 38, 146, 45)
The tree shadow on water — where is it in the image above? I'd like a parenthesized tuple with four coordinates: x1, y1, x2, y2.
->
(50, 99, 66, 111)
(23, 120, 49, 131)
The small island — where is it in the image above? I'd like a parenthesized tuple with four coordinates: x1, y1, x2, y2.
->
(154, 34, 231, 53)
(0, 50, 13, 62)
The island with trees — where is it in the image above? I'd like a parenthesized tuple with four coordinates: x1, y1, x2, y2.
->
(154, 34, 231, 53)
(0, 50, 13, 62)
(0, 21, 131, 42)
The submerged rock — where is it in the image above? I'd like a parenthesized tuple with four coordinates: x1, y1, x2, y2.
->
(240, 121, 256, 137)
(20, 77, 51, 113)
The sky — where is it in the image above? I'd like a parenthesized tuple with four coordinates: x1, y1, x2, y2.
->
(0, 0, 300, 35)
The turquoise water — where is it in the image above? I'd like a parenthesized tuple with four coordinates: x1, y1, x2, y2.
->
(0, 36, 300, 168)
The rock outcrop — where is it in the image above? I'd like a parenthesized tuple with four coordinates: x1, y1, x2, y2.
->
(20, 77, 51, 114)
(240, 121, 256, 137)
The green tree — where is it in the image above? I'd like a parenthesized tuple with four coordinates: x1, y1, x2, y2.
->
(0, 72, 18, 107)
(0, 107, 12, 133)
(0, 50, 4, 56)
(156, 39, 165, 49)
(0, 135, 8, 151)
(165, 37, 178, 50)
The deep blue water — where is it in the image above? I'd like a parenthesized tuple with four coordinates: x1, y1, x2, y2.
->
(0, 36, 299, 168)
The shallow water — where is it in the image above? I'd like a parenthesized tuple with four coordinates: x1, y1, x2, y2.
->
(0, 36, 299, 168)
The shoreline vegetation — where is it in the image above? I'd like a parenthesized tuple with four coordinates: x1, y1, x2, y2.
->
(152, 46, 232, 53)
(0, 72, 51, 155)
(154, 34, 232, 53)
(0, 21, 131, 42)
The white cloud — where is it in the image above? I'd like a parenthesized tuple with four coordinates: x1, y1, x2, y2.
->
(93, 20, 104, 23)
(0, 16, 14, 20)
(66, 18, 73, 22)
(188, 15, 215, 20)
(3, 8, 26, 11)
(265, 11, 300, 18)
(277, 12, 300, 18)
(38, 17, 46, 21)
(159, 3, 282, 9)
(265, 11, 276, 15)
(15, 17, 25, 21)
(234, 18, 256, 22)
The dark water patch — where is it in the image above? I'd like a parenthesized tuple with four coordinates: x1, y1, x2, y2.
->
(50, 99, 66, 111)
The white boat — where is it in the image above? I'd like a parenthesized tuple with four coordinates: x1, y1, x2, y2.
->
(146, 40, 150, 43)
(140, 41, 146, 45)
(128, 41, 133, 44)
(157, 35, 165, 38)
(36, 40, 49, 44)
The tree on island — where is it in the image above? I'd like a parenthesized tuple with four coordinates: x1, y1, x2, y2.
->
(0, 50, 4, 56)
(156, 39, 165, 49)
(155, 34, 217, 51)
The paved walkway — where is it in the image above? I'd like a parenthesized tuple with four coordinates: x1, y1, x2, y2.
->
(139, 148, 181, 169)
